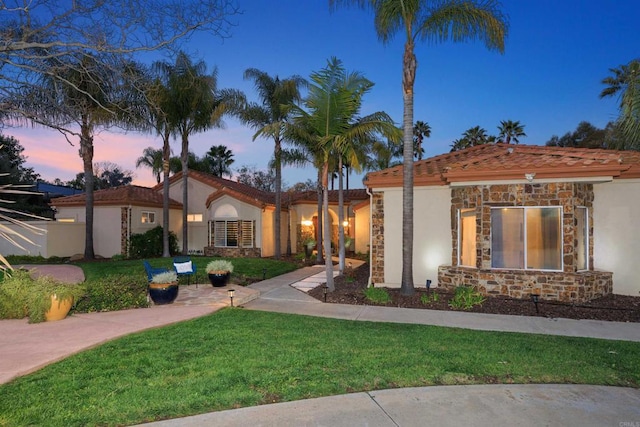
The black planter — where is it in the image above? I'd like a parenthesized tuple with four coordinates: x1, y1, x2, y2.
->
(148, 283, 179, 304)
(208, 272, 230, 287)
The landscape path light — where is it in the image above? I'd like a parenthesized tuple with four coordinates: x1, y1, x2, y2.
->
(228, 289, 235, 307)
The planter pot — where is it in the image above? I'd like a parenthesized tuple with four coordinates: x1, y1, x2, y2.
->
(148, 282, 179, 305)
(45, 295, 73, 322)
(208, 272, 230, 287)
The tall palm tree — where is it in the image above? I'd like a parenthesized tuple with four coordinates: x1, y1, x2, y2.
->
(412, 120, 430, 160)
(156, 52, 242, 254)
(497, 119, 526, 144)
(288, 57, 397, 290)
(330, 0, 507, 295)
(600, 59, 640, 149)
(238, 68, 306, 259)
(136, 147, 165, 184)
(205, 144, 235, 177)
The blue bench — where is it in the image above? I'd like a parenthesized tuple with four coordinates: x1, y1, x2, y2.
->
(143, 260, 171, 283)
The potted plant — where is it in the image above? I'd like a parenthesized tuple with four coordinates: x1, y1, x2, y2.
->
(0, 269, 85, 323)
(148, 271, 179, 305)
(205, 259, 234, 287)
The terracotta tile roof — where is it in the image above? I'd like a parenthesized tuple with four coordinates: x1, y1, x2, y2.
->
(365, 143, 640, 188)
(50, 185, 182, 208)
(287, 189, 369, 205)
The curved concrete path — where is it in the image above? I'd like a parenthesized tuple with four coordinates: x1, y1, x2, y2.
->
(2, 263, 639, 427)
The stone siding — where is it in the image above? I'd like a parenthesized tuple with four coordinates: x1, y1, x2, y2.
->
(120, 207, 129, 257)
(438, 265, 612, 302)
(204, 246, 261, 258)
(371, 192, 384, 284)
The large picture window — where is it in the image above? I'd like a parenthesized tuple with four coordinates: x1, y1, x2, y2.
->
(211, 220, 254, 248)
(491, 207, 562, 271)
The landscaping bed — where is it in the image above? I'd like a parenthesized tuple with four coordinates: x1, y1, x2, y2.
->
(307, 263, 640, 323)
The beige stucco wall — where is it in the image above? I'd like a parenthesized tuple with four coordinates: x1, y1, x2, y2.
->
(380, 186, 452, 288)
(0, 221, 84, 258)
(169, 176, 213, 251)
(354, 203, 370, 254)
(594, 178, 640, 296)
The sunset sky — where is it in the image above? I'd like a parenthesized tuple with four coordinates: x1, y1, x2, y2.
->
(8, 0, 639, 189)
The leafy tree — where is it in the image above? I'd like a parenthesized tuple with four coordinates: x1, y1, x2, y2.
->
(368, 136, 403, 170)
(288, 179, 317, 192)
(498, 120, 526, 144)
(450, 126, 493, 151)
(238, 68, 306, 259)
(288, 58, 397, 290)
(331, 0, 508, 295)
(600, 59, 640, 149)
(413, 120, 431, 160)
(136, 147, 165, 184)
(236, 165, 276, 192)
(205, 145, 235, 178)
(545, 121, 608, 149)
(65, 162, 134, 190)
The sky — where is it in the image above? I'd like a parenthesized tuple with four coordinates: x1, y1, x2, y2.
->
(7, 0, 640, 189)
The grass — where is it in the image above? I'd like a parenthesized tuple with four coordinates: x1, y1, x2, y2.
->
(0, 309, 638, 426)
(76, 256, 299, 284)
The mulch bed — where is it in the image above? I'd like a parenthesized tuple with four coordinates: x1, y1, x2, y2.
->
(307, 263, 640, 323)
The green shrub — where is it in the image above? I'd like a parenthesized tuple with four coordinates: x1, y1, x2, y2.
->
(0, 269, 85, 323)
(364, 286, 391, 304)
(110, 254, 125, 262)
(128, 226, 178, 259)
(448, 286, 485, 310)
(206, 259, 234, 274)
(74, 275, 149, 313)
(421, 292, 440, 305)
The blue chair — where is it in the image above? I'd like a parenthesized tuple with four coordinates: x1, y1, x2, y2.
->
(173, 256, 197, 286)
(143, 260, 171, 283)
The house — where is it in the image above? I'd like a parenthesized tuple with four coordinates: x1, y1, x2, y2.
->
(37, 170, 369, 259)
(364, 143, 640, 301)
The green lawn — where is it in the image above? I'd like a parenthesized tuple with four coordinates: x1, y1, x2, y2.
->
(77, 256, 300, 284)
(0, 309, 638, 426)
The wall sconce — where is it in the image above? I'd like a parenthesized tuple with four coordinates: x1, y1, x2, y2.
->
(227, 289, 235, 307)
(342, 220, 349, 227)
(525, 173, 536, 182)
(302, 220, 313, 226)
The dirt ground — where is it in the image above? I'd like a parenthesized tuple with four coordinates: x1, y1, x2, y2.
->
(307, 263, 640, 323)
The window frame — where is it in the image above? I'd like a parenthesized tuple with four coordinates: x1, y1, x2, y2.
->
(211, 220, 255, 248)
(457, 208, 477, 268)
(575, 206, 589, 271)
(490, 206, 563, 272)
(141, 211, 156, 225)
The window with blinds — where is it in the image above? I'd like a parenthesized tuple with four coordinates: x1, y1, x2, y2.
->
(212, 220, 254, 248)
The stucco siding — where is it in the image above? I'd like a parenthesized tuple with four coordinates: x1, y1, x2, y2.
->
(594, 179, 640, 296)
(381, 186, 452, 287)
(354, 203, 370, 254)
(93, 206, 122, 257)
(0, 221, 84, 258)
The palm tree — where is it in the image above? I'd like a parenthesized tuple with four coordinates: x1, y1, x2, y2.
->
(205, 144, 235, 177)
(600, 59, 640, 149)
(288, 57, 397, 290)
(238, 68, 306, 259)
(136, 147, 165, 184)
(156, 51, 243, 254)
(498, 120, 526, 144)
(330, 0, 507, 295)
(412, 120, 430, 160)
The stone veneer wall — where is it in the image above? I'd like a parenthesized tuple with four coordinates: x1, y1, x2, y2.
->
(440, 182, 612, 302)
(204, 246, 261, 258)
(120, 207, 130, 257)
(438, 266, 612, 302)
(371, 192, 384, 284)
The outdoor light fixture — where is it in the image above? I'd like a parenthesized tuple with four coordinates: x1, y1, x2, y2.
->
(525, 172, 536, 182)
(531, 293, 540, 314)
(343, 220, 349, 227)
(228, 289, 235, 307)
(323, 285, 328, 302)
(426, 279, 432, 294)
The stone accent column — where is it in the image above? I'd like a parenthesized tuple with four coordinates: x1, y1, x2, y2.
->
(120, 207, 130, 257)
(371, 192, 384, 284)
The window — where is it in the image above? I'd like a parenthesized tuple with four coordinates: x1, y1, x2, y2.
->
(57, 218, 76, 223)
(187, 213, 203, 222)
(458, 209, 476, 267)
(141, 211, 156, 224)
(576, 207, 588, 270)
(211, 220, 255, 248)
(491, 207, 562, 271)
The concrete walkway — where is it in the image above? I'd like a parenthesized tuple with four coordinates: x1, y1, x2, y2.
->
(2, 263, 639, 427)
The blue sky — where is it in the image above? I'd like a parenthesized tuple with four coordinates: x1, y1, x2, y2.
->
(12, 0, 640, 188)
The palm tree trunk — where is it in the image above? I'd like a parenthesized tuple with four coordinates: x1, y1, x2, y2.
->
(338, 156, 345, 274)
(322, 161, 334, 291)
(274, 138, 282, 259)
(162, 125, 171, 258)
(181, 131, 189, 255)
(401, 39, 416, 296)
(316, 168, 323, 265)
(80, 119, 95, 260)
